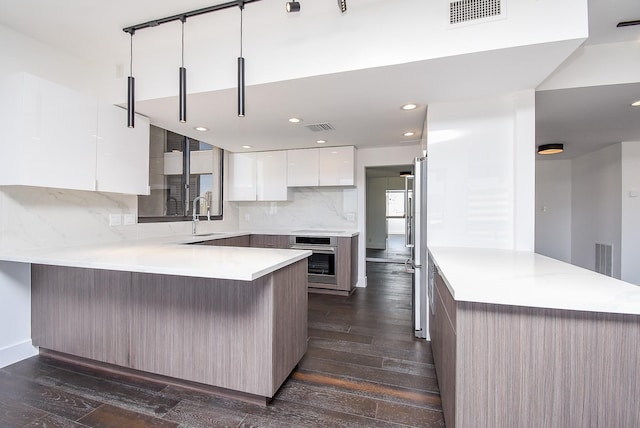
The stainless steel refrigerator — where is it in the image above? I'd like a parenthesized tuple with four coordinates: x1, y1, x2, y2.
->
(405, 156, 429, 340)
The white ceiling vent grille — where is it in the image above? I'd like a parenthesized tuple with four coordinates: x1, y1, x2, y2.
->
(595, 243, 613, 277)
(305, 123, 335, 132)
(450, 0, 502, 24)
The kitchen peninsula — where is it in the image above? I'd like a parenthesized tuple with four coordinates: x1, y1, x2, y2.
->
(3, 233, 311, 404)
(428, 247, 640, 428)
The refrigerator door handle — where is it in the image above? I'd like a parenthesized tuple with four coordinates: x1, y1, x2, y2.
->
(405, 175, 414, 248)
(404, 258, 415, 273)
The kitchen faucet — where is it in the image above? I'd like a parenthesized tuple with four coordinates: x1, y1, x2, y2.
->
(192, 196, 210, 235)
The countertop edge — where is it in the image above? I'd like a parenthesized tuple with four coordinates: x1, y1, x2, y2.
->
(429, 246, 640, 316)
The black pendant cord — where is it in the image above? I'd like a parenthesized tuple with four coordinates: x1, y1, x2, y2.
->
(237, 3, 245, 117)
(127, 32, 135, 128)
(179, 17, 187, 123)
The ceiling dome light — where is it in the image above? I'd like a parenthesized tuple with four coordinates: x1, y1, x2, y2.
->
(537, 143, 564, 155)
(403, 131, 415, 137)
(632, 100, 640, 107)
(242, 145, 253, 149)
(194, 126, 208, 132)
(316, 140, 327, 144)
(289, 117, 302, 123)
(286, 1, 300, 12)
(401, 104, 418, 111)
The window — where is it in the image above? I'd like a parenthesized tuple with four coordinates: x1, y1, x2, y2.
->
(138, 126, 223, 222)
(386, 190, 409, 218)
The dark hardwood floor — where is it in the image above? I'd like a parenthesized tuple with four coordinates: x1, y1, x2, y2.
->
(0, 262, 443, 427)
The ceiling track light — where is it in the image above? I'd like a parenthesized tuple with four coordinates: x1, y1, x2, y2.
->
(179, 16, 187, 123)
(238, 1, 246, 117)
(122, 0, 265, 127)
(126, 30, 135, 128)
(616, 19, 640, 28)
(338, 0, 347, 14)
(286, 2, 300, 12)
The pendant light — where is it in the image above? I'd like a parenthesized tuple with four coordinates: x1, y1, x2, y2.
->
(127, 31, 135, 128)
(179, 16, 187, 123)
(237, 1, 245, 117)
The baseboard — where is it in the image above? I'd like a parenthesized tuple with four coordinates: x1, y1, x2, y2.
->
(0, 339, 38, 369)
(356, 276, 367, 288)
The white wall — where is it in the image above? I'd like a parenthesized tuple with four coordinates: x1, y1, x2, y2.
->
(571, 144, 622, 278)
(535, 160, 572, 263)
(427, 91, 535, 250)
(366, 176, 406, 249)
(366, 177, 389, 250)
(539, 41, 640, 91)
(0, 262, 33, 367)
(621, 142, 640, 285)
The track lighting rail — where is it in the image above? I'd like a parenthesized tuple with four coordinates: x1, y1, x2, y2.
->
(123, 0, 262, 34)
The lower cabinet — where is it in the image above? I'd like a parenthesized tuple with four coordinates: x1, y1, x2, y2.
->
(308, 235, 358, 295)
(429, 269, 457, 428)
(250, 234, 290, 249)
(199, 235, 251, 247)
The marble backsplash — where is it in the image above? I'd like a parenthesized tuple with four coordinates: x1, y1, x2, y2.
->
(237, 187, 358, 232)
(0, 186, 351, 252)
(0, 186, 239, 251)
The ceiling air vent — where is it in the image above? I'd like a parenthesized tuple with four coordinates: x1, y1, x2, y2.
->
(305, 123, 335, 132)
(450, 0, 502, 24)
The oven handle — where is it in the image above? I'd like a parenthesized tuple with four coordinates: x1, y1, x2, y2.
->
(289, 245, 336, 254)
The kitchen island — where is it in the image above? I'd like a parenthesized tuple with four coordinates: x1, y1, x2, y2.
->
(428, 247, 640, 428)
(4, 234, 311, 404)
(429, 248, 640, 428)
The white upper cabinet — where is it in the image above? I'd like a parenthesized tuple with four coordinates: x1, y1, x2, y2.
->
(256, 151, 291, 201)
(319, 146, 355, 186)
(0, 73, 150, 195)
(287, 148, 320, 187)
(96, 103, 150, 195)
(227, 152, 257, 201)
(287, 146, 355, 187)
(228, 151, 291, 201)
(0, 73, 97, 191)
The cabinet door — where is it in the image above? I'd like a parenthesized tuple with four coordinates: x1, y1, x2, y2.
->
(319, 146, 355, 186)
(227, 152, 257, 201)
(251, 234, 290, 249)
(287, 148, 319, 187)
(257, 151, 290, 201)
(96, 103, 150, 195)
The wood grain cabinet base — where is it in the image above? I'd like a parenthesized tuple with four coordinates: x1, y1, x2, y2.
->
(429, 269, 640, 428)
(31, 261, 308, 401)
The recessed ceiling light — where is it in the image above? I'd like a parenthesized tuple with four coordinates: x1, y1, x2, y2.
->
(401, 104, 418, 111)
(316, 140, 327, 144)
(632, 100, 640, 107)
(194, 126, 208, 132)
(403, 131, 415, 137)
(289, 117, 302, 123)
(242, 145, 253, 149)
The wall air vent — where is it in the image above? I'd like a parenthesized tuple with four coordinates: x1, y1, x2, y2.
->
(450, 0, 503, 24)
(595, 243, 613, 277)
(305, 123, 335, 132)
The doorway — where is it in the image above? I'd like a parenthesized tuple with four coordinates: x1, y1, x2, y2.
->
(365, 165, 413, 263)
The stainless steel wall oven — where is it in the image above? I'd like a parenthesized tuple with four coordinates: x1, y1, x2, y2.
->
(289, 236, 337, 285)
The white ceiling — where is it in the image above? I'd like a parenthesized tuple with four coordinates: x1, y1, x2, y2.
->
(1, 0, 639, 157)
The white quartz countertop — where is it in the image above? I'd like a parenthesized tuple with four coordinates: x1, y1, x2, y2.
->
(429, 247, 640, 316)
(0, 233, 311, 281)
